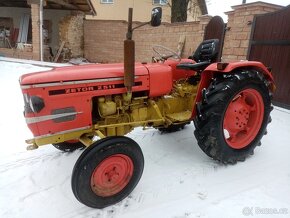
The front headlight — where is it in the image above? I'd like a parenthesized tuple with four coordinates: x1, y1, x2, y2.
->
(29, 96, 45, 113)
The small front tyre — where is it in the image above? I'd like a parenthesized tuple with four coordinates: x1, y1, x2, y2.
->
(71, 136, 144, 208)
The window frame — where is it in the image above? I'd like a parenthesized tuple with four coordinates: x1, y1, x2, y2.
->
(100, 0, 114, 4)
(153, 0, 168, 5)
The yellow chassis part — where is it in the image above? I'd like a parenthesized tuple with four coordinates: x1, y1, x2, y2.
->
(26, 118, 166, 150)
(26, 128, 93, 150)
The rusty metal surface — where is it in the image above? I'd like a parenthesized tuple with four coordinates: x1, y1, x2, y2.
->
(124, 39, 135, 92)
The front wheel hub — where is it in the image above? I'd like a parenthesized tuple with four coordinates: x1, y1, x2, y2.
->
(91, 154, 134, 197)
(223, 88, 264, 149)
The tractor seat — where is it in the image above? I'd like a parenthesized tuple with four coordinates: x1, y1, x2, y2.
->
(177, 39, 219, 72)
(176, 61, 211, 71)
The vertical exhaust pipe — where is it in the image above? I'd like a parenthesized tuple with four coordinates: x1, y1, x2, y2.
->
(123, 7, 162, 99)
(124, 8, 135, 97)
(124, 40, 135, 93)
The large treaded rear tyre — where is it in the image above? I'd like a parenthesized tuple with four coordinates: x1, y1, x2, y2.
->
(194, 70, 272, 164)
(71, 136, 144, 208)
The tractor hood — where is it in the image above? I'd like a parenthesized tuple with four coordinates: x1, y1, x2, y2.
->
(20, 63, 149, 86)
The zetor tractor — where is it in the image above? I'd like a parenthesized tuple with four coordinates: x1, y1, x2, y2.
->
(20, 8, 274, 208)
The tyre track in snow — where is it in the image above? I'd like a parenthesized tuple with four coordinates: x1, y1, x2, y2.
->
(116, 152, 290, 218)
(0, 152, 64, 173)
(0, 135, 289, 218)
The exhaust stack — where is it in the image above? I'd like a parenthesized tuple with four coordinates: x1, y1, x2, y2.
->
(124, 8, 135, 97)
(123, 7, 162, 98)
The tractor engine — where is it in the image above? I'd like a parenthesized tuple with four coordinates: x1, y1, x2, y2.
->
(93, 80, 198, 137)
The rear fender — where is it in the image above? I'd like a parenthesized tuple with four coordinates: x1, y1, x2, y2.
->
(191, 61, 275, 118)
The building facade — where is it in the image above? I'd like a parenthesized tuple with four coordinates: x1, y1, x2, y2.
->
(86, 0, 207, 22)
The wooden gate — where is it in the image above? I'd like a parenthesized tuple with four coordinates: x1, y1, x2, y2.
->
(204, 16, 226, 62)
(248, 5, 290, 109)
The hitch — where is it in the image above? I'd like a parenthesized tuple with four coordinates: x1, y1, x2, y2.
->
(25, 139, 39, 150)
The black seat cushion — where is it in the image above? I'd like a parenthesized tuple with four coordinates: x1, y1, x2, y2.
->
(191, 39, 219, 63)
(176, 39, 219, 72)
(176, 61, 211, 71)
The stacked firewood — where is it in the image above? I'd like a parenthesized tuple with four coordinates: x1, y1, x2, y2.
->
(59, 14, 84, 59)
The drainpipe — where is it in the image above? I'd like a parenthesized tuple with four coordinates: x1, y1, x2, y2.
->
(39, 0, 44, 61)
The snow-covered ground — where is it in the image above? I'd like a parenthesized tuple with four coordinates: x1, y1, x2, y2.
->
(0, 60, 289, 218)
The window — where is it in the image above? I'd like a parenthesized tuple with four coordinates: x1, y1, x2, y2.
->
(153, 0, 168, 5)
(0, 17, 13, 48)
(101, 0, 113, 3)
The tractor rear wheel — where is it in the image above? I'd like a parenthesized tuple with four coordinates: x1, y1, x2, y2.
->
(194, 70, 272, 164)
(71, 136, 144, 208)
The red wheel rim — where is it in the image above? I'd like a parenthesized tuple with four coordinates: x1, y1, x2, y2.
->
(223, 88, 264, 149)
(90, 154, 134, 197)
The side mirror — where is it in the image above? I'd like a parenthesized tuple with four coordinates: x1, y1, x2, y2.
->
(151, 7, 162, 27)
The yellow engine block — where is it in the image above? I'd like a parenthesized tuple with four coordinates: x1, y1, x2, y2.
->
(94, 80, 198, 137)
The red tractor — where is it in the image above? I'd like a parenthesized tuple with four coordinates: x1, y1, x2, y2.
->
(20, 8, 274, 208)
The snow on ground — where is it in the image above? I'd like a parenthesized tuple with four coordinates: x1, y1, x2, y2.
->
(0, 60, 289, 218)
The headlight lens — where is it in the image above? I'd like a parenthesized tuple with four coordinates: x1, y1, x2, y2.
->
(29, 96, 45, 113)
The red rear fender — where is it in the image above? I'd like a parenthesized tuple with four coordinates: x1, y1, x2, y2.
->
(204, 61, 274, 82)
(191, 61, 275, 118)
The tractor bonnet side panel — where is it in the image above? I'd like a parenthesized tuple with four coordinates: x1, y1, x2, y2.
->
(20, 64, 150, 139)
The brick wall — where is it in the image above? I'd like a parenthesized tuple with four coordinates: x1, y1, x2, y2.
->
(84, 20, 127, 63)
(0, 2, 283, 63)
(84, 15, 211, 63)
(84, 2, 283, 64)
(31, 3, 40, 60)
(134, 15, 211, 63)
(0, 48, 34, 59)
(222, 2, 283, 62)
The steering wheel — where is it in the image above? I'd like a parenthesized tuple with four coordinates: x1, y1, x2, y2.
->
(152, 45, 181, 62)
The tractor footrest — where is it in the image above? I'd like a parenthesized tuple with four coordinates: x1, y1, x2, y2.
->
(166, 111, 192, 122)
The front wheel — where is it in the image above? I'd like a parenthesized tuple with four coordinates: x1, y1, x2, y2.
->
(194, 70, 272, 164)
(71, 136, 144, 208)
